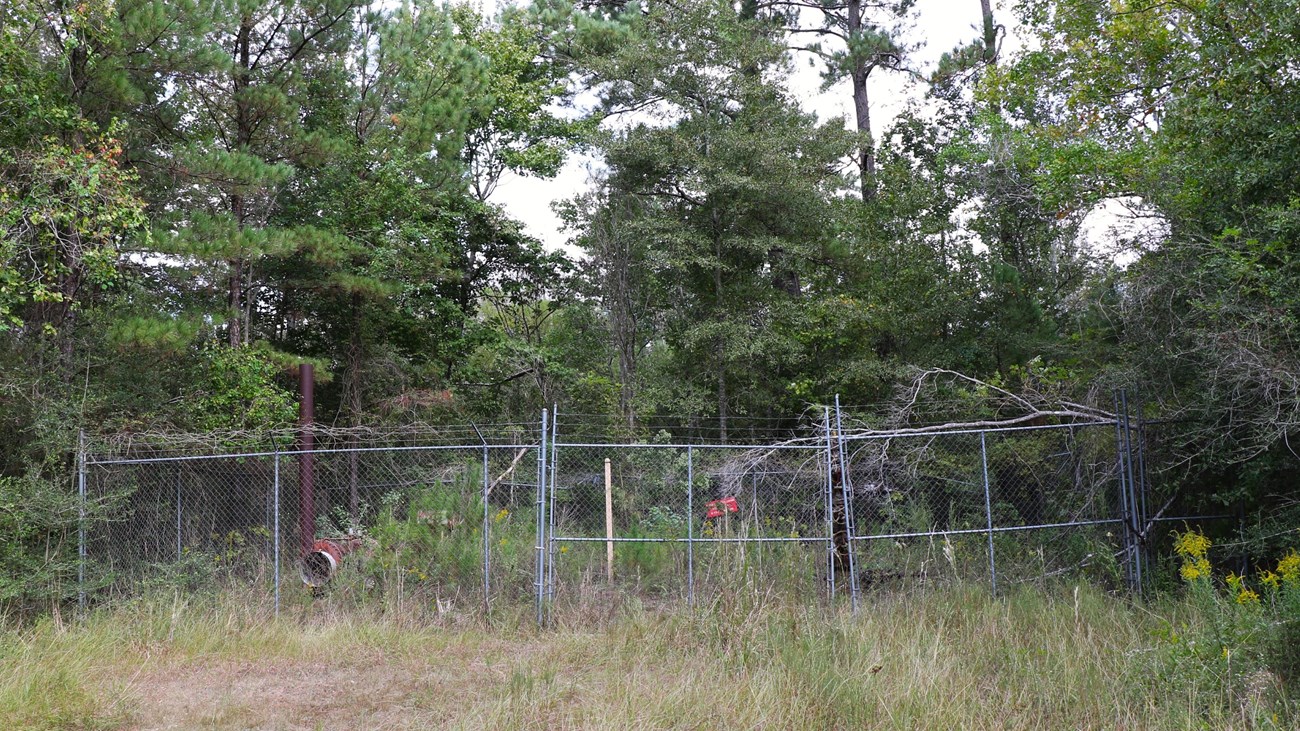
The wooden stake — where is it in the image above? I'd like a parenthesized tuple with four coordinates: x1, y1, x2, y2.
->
(604, 458, 614, 581)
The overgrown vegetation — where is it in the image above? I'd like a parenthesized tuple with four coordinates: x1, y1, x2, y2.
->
(3, 0, 1300, 721)
(1, 580, 1297, 730)
(1158, 530, 1300, 723)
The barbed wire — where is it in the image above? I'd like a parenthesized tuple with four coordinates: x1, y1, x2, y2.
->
(85, 371, 1125, 463)
(86, 421, 541, 459)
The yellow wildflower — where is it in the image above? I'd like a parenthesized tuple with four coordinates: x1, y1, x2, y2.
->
(1277, 550, 1300, 585)
(1236, 587, 1260, 605)
(1173, 529, 1211, 560)
(1174, 529, 1212, 583)
(1180, 558, 1210, 581)
(494, 508, 510, 524)
(1260, 570, 1280, 589)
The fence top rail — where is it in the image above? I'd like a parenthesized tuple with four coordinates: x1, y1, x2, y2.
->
(551, 441, 824, 451)
(82, 420, 542, 461)
(85, 441, 540, 467)
(839, 420, 1116, 441)
(553, 420, 1116, 450)
(84, 419, 1121, 465)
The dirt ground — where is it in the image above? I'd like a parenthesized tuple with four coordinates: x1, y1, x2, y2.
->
(123, 646, 525, 730)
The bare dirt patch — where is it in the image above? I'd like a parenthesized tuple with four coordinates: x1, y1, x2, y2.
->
(126, 652, 506, 730)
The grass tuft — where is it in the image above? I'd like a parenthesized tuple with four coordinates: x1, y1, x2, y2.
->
(0, 583, 1293, 729)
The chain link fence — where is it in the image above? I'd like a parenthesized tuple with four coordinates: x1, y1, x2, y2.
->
(547, 443, 831, 609)
(78, 403, 1209, 623)
(83, 435, 545, 616)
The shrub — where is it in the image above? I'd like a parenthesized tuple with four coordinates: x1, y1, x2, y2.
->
(1158, 529, 1298, 726)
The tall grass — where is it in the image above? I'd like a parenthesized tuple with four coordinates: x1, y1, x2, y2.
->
(1, 582, 1293, 730)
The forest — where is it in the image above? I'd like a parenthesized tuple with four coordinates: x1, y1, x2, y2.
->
(1, 0, 1298, 606)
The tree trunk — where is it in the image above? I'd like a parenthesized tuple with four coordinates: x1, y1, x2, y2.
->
(768, 247, 801, 297)
(713, 214, 728, 444)
(228, 14, 253, 347)
(226, 257, 243, 346)
(54, 34, 89, 362)
(846, 0, 876, 201)
(980, 0, 997, 64)
(600, 200, 640, 431)
(831, 467, 850, 574)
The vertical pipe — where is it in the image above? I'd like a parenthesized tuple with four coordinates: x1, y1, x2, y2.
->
(822, 407, 836, 598)
(77, 429, 86, 613)
(298, 364, 315, 555)
(834, 395, 859, 612)
(981, 431, 997, 596)
(482, 444, 490, 615)
(534, 409, 548, 627)
(687, 446, 694, 608)
(273, 449, 280, 616)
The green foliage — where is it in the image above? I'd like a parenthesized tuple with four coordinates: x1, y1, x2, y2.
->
(1006, 0, 1300, 476)
(560, 0, 858, 427)
(188, 345, 296, 432)
(0, 476, 78, 611)
(1159, 530, 1300, 724)
(0, 129, 146, 333)
(366, 468, 487, 598)
(0, 0, 1298, 630)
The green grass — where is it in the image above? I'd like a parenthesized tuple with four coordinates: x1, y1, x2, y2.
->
(1, 583, 1294, 730)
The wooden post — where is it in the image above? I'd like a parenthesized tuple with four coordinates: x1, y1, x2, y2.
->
(604, 457, 614, 581)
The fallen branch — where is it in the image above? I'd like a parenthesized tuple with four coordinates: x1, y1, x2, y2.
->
(1138, 494, 1180, 543)
(842, 410, 1114, 439)
(487, 447, 531, 497)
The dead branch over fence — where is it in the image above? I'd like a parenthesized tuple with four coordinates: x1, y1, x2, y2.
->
(78, 392, 1217, 624)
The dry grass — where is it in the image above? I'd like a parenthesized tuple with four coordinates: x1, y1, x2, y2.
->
(0, 584, 1279, 730)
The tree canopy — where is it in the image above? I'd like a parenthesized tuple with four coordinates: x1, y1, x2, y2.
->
(2, 0, 1298, 604)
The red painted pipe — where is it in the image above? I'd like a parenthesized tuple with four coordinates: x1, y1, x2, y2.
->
(299, 363, 314, 555)
(301, 536, 362, 587)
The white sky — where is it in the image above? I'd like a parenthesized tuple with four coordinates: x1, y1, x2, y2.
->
(488, 0, 1004, 251)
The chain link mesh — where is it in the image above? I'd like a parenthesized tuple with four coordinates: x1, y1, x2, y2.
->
(79, 419, 1175, 616)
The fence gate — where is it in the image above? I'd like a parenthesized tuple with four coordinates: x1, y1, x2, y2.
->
(78, 396, 1204, 623)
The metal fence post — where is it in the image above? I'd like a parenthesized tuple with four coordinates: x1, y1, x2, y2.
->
(822, 407, 836, 599)
(980, 431, 997, 596)
(534, 408, 548, 627)
(273, 449, 280, 616)
(834, 395, 859, 612)
(482, 444, 491, 615)
(1113, 392, 1135, 591)
(1135, 395, 1151, 590)
(686, 445, 694, 608)
(175, 466, 183, 558)
(1120, 391, 1141, 592)
(547, 406, 559, 607)
(77, 429, 86, 614)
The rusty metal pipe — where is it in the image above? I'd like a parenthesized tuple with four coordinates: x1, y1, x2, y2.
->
(299, 363, 315, 555)
(301, 536, 361, 587)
